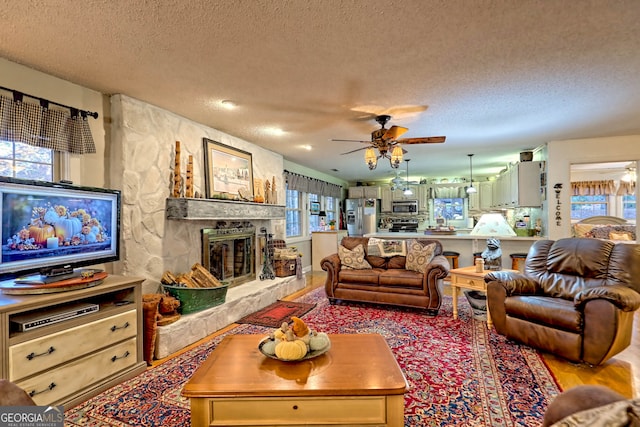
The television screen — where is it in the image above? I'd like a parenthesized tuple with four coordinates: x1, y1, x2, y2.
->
(0, 177, 120, 281)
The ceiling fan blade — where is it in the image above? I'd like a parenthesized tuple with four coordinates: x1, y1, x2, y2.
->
(383, 125, 409, 140)
(332, 139, 370, 143)
(341, 146, 370, 155)
(397, 136, 446, 144)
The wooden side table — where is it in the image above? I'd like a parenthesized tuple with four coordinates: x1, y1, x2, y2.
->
(449, 266, 517, 328)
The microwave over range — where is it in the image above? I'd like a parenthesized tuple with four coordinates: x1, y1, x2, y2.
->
(392, 200, 418, 214)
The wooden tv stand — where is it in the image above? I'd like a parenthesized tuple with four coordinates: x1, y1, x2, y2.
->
(0, 275, 146, 408)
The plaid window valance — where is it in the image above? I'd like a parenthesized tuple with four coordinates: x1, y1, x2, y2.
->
(0, 94, 96, 154)
(284, 170, 342, 199)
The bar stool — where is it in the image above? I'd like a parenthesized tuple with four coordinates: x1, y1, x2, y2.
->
(510, 253, 528, 272)
(442, 251, 460, 270)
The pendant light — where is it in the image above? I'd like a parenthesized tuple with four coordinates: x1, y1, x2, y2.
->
(403, 159, 413, 196)
(466, 154, 477, 194)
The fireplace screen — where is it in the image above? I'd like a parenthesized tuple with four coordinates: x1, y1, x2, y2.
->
(201, 226, 255, 287)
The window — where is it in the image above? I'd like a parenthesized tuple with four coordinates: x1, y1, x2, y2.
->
(570, 195, 608, 219)
(308, 194, 320, 232)
(433, 197, 465, 220)
(286, 189, 302, 237)
(0, 140, 54, 181)
(622, 195, 636, 220)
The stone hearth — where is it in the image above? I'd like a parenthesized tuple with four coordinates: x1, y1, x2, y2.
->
(154, 274, 306, 359)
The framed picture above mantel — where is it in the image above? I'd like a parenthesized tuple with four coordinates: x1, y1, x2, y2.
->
(203, 138, 254, 200)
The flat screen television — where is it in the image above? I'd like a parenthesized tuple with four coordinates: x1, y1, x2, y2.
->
(0, 177, 121, 282)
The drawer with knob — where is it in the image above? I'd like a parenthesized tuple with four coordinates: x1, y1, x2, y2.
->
(9, 309, 137, 381)
(15, 337, 137, 406)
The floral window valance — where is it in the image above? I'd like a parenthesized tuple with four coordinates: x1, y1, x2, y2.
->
(0, 89, 97, 154)
(571, 180, 616, 196)
(284, 170, 342, 199)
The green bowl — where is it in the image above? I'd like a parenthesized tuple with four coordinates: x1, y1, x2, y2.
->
(162, 283, 229, 314)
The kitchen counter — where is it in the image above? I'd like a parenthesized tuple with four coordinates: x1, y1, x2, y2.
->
(365, 232, 544, 268)
(369, 231, 544, 241)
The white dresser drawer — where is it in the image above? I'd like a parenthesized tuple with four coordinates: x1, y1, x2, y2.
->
(15, 337, 137, 406)
(9, 309, 137, 381)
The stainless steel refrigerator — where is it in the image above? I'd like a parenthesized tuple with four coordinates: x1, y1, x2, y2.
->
(346, 198, 378, 236)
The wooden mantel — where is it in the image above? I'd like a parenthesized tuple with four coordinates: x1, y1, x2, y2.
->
(165, 198, 285, 220)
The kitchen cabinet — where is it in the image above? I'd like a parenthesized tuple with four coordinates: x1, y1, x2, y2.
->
(510, 161, 542, 207)
(348, 186, 380, 199)
(392, 185, 418, 201)
(491, 161, 542, 208)
(469, 181, 493, 212)
(380, 187, 393, 212)
(417, 184, 429, 211)
(478, 181, 493, 210)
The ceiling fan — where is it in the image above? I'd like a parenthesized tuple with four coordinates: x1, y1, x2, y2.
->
(334, 115, 445, 170)
(389, 166, 418, 191)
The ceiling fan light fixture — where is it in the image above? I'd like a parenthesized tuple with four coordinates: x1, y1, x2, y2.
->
(466, 154, 477, 194)
(390, 146, 403, 168)
(621, 168, 636, 183)
(364, 148, 378, 170)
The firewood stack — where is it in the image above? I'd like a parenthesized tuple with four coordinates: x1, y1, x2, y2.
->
(161, 263, 224, 288)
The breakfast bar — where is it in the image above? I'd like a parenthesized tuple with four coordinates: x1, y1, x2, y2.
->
(364, 232, 542, 269)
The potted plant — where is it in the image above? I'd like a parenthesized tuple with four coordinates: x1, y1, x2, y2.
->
(329, 219, 336, 230)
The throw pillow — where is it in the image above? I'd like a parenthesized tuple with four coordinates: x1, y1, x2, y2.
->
(405, 240, 436, 273)
(367, 238, 384, 257)
(609, 231, 633, 241)
(338, 244, 372, 270)
(379, 239, 407, 257)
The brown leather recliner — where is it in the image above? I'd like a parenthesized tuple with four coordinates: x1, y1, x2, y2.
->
(485, 238, 640, 365)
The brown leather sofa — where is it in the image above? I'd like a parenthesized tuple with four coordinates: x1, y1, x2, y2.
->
(320, 236, 449, 314)
(485, 238, 640, 365)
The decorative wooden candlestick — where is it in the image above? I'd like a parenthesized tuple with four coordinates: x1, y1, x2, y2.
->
(185, 155, 193, 198)
(173, 141, 182, 197)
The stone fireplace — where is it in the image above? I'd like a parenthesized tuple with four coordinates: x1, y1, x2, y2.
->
(201, 222, 255, 287)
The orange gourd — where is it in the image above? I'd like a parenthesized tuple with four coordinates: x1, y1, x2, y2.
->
(28, 224, 55, 245)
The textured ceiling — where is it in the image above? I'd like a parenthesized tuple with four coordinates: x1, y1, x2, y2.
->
(1, 0, 639, 183)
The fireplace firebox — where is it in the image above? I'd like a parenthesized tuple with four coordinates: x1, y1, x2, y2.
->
(201, 224, 255, 287)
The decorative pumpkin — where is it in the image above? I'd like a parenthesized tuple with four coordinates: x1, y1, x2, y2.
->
(43, 207, 60, 225)
(309, 331, 331, 351)
(291, 316, 309, 338)
(273, 322, 289, 340)
(28, 223, 55, 245)
(54, 215, 83, 241)
(275, 330, 308, 361)
(261, 337, 278, 356)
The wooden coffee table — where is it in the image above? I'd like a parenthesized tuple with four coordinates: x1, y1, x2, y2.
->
(183, 333, 408, 426)
(449, 265, 517, 328)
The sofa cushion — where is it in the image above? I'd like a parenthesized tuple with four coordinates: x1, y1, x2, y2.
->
(405, 240, 436, 273)
(338, 268, 381, 285)
(338, 244, 372, 270)
(379, 269, 424, 289)
(387, 255, 407, 269)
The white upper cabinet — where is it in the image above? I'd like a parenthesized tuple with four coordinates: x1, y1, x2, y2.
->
(348, 186, 380, 199)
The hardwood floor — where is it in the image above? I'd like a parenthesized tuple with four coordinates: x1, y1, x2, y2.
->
(154, 271, 640, 399)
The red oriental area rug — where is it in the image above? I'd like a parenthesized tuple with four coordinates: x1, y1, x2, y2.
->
(65, 288, 561, 426)
(236, 300, 316, 327)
